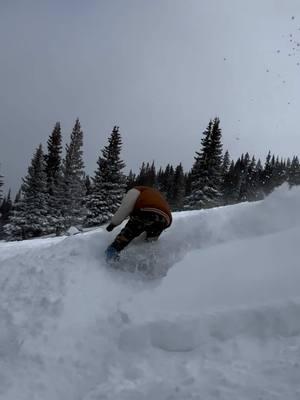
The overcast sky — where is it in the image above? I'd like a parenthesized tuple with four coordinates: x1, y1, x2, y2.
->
(1, 0, 300, 195)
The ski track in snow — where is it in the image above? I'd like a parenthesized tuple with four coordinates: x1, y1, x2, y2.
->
(0, 184, 300, 399)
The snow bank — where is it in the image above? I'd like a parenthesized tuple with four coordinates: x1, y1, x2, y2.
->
(0, 184, 300, 399)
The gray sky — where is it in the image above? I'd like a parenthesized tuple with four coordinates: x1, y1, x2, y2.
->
(1, 0, 300, 195)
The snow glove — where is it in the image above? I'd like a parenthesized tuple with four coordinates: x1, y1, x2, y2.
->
(106, 223, 115, 232)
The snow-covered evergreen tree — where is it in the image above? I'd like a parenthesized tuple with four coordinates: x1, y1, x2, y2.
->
(84, 175, 92, 196)
(158, 164, 175, 203)
(286, 158, 291, 175)
(186, 120, 212, 209)
(221, 150, 231, 176)
(0, 189, 12, 224)
(4, 145, 49, 240)
(45, 122, 62, 194)
(60, 119, 85, 229)
(240, 156, 263, 202)
(171, 163, 185, 210)
(135, 161, 156, 187)
(246, 156, 260, 201)
(126, 170, 136, 191)
(146, 161, 156, 187)
(3, 192, 24, 240)
(85, 126, 126, 226)
(0, 169, 4, 236)
(272, 157, 287, 188)
(239, 153, 251, 201)
(14, 188, 21, 204)
(208, 118, 223, 204)
(220, 150, 231, 204)
(0, 165, 3, 206)
(184, 171, 192, 198)
(186, 118, 223, 209)
(45, 122, 64, 233)
(261, 151, 274, 195)
(156, 167, 164, 193)
(288, 156, 300, 187)
(222, 159, 240, 204)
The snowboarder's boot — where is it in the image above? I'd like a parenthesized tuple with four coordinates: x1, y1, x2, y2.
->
(105, 245, 120, 262)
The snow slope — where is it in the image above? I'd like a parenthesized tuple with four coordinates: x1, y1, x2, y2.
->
(1, 184, 300, 399)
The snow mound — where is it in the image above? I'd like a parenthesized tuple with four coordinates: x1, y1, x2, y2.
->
(118, 300, 300, 354)
(0, 184, 300, 399)
(65, 226, 82, 236)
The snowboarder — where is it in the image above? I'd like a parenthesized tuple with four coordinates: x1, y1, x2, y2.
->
(105, 186, 172, 261)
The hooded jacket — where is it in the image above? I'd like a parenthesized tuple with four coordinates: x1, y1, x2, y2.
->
(111, 186, 172, 228)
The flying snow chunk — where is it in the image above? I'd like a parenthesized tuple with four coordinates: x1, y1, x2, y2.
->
(66, 226, 81, 236)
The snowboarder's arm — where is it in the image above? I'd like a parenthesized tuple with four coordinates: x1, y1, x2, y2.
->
(110, 188, 140, 227)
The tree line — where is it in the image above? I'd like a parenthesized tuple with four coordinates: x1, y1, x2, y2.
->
(1, 117, 300, 241)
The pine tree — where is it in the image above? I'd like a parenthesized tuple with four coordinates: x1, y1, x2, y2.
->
(288, 156, 300, 187)
(186, 118, 223, 209)
(4, 145, 49, 240)
(147, 161, 156, 187)
(84, 175, 92, 195)
(0, 197, 3, 222)
(281, 158, 288, 185)
(60, 119, 85, 229)
(187, 120, 212, 208)
(45, 122, 62, 194)
(85, 126, 126, 226)
(0, 165, 3, 205)
(220, 150, 231, 204)
(255, 159, 265, 200)
(135, 162, 156, 187)
(209, 118, 223, 204)
(14, 188, 22, 204)
(126, 170, 136, 191)
(157, 164, 175, 202)
(157, 167, 164, 191)
(171, 163, 185, 210)
(261, 151, 274, 195)
(222, 159, 241, 204)
(3, 190, 24, 240)
(44, 122, 64, 233)
(0, 169, 3, 238)
(273, 157, 287, 188)
(165, 165, 175, 204)
(135, 162, 147, 186)
(241, 156, 262, 202)
(239, 153, 251, 201)
(0, 189, 12, 224)
(184, 171, 192, 197)
(286, 158, 291, 173)
(221, 150, 231, 176)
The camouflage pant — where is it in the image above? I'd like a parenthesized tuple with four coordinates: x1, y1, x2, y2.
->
(110, 211, 168, 252)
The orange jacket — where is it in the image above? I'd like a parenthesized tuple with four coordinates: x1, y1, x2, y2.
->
(111, 186, 172, 227)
